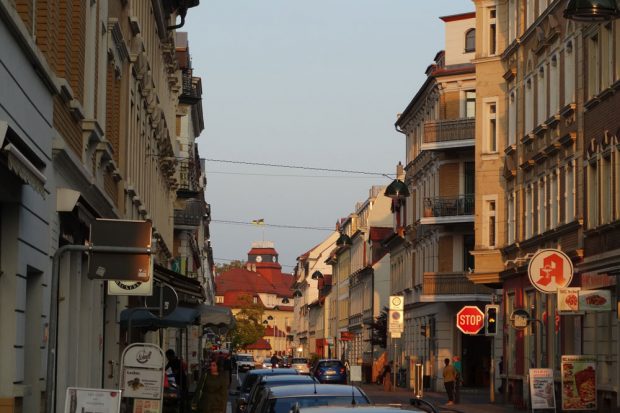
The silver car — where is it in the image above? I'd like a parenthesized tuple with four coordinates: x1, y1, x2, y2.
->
(291, 357, 310, 374)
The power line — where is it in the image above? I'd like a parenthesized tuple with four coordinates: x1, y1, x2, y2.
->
(211, 219, 334, 232)
(207, 171, 385, 179)
(204, 158, 393, 177)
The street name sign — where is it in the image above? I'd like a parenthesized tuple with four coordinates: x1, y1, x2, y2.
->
(456, 306, 484, 335)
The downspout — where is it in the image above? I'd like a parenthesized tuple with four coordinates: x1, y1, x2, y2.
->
(167, 7, 187, 30)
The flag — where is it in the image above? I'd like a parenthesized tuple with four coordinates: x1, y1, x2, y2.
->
(252, 219, 265, 226)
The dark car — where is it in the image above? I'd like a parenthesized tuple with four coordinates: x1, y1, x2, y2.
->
(250, 383, 370, 413)
(312, 359, 347, 384)
(297, 406, 432, 413)
(234, 368, 298, 413)
(245, 374, 317, 413)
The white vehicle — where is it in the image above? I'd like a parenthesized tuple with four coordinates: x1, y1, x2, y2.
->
(235, 353, 256, 372)
(291, 357, 310, 374)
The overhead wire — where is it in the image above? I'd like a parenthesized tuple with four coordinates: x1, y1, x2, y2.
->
(211, 219, 334, 232)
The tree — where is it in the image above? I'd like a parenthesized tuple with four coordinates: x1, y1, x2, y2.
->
(369, 306, 388, 348)
(228, 294, 265, 351)
(214, 260, 246, 275)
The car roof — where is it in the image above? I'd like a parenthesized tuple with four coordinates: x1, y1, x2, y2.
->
(260, 375, 315, 384)
(235, 353, 253, 356)
(267, 384, 365, 398)
(249, 368, 298, 376)
(298, 407, 426, 413)
(316, 359, 342, 362)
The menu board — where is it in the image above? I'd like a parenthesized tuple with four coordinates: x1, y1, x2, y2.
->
(561, 355, 597, 411)
(529, 368, 555, 409)
(64, 387, 121, 413)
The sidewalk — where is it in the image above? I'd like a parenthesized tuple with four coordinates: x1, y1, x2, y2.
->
(360, 384, 523, 413)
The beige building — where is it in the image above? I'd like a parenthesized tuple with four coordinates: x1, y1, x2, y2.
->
(393, 12, 496, 391)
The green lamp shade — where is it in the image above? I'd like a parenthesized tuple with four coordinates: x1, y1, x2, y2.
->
(293, 289, 303, 298)
(311, 270, 324, 280)
(282, 297, 290, 304)
(564, 0, 620, 21)
(336, 232, 352, 247)
(384, 179, 410, 199)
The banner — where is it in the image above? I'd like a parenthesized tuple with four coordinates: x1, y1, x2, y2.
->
(528, 368, 555, 409)
(561, 355, 597, 411)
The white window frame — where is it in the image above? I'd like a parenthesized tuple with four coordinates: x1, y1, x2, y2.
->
(482, 195, 498, 248)
(507, 191, 516, 244)
(483, 97, 499, 153)
(538, 178, 546, 234)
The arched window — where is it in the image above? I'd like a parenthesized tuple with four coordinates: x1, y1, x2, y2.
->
(465, 29, 476, 52)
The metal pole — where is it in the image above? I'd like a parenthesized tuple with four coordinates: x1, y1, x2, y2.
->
(45, 244, 153, 413)
(490, 337, 495, 403)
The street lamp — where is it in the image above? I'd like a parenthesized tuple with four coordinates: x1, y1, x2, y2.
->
(311, 270, 324, 280)
(293, 289, 303, 298)
(267, 315, 274, 321)
(384, 179, 410, 200)
(564, 0, 620, 21)
(336, 232, 352, 247)
(282, 297, 290, 304)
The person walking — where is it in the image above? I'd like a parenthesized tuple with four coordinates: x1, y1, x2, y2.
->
(382, 361, 393, 392)
(443, 358, 457, 405)
(452, 356, 462, 403)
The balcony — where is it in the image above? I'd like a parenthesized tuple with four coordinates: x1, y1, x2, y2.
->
(422, 118, 475, 150)
(174, 198, 205, 227)
(421, 272, 494, 300)
(420, 194, 474, 224)
(179, 69, 201, 104)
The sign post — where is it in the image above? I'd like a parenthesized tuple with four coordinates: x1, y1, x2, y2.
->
(456, 306, 485, 335)
(120, 343, 165, 413)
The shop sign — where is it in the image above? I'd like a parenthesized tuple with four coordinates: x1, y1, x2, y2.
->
(340, 331, 353, 341)
(64, 387, 121, 413)
(528, 249, 573, 293)
(120, 343, 164, 403)
(561, 355, 596, 411)
(580, 273, 615, 290)
(133, 399, 161, 413)
(528, 368, 555, 410)
(509, 309, 530, 330)
(558, 288, 611, 313)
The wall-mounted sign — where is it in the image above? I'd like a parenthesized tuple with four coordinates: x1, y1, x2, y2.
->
(561, 355, 596, 411)
(529, 368, 555, 410)
(558, 288, 581, 313)
(64, 387, 121, 413)
(510, 309, 530, 330)
(528, 249, 573, 293)
(558, 288, 611, 313)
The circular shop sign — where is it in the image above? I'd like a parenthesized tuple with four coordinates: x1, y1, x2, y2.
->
(527, 249, 574, 294)
(510, 309, 531, 330)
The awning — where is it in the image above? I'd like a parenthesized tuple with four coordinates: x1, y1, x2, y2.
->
(0, 121, 46, 197)
(154, 264, 205, 302)
(196, 304, 235, 329)
(120, 306, 201, 329)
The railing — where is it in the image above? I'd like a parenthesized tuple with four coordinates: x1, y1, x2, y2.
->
(423, 118, 475, 144)
(177, 160, 200, 192)
(174, 198, 205, 226)
(180, 69, 201, 103)
(423, 194, 474, 217)
(422, 272, 494, 295)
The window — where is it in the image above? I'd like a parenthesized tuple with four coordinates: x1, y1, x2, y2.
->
(588, 159, 599, 228)
(616, 20, 620, 81)
(485, 100, 498, 153)
(488, 8, 497, 55)
(550, 172, 558, 229)
(465, 29, 476, 52)
(463, 234, 475, 271)
(602, 24, 613, 88)
(465, 90, 476, 118)
(508, 0, 516, 42)
(525, 186, 533, 239)
(508, 90, 517, 146)
(538, 178, 546, 233)
(525, 78, 534, 133)
(564, 41, 576, 104)
(253, 296, 258, 304)
(588, 34, 600, 98)
(527, 0, 536, 27)
(565, 162, 575, 223)
(602, 154, 612, 224)
(216, 296, 224, 304)
(549, 55, 559, 114)
(484, 198, 497, 247)
(537, 65, 547, 125)
(507, 192, 515, 244)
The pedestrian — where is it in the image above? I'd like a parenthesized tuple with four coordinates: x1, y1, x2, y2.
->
(224, 353, 232, 385)
(270, 353, 279, 368)
(382, 361, 393, 392)
(452, 356, 462, 403)
(165, 349, 188, 398)
(443, 358, 457, 405)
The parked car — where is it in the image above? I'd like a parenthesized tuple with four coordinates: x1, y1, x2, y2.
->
(233, 368, 298, 413)
(279, 357, 292, 368)
(235, 353, 256, 372)
(291, 357, 310, 374)
(245, 374, 317, 413)
(312, 359, 347, 384)
(250, 383, 370, 413)
(261, 361, 273, 369)
(296, 405, 433, 413)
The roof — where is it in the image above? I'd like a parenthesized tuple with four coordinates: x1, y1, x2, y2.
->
(216, 268, 293, 297)
(246, 338, 271, 350)
(247, 368, 298, 376)
(248, 248, 278, 255)
(439, 11, 476, 22)
(260, 375, 315, 384)
(299, 406, 425, 413)
(267, 384, 366, 398)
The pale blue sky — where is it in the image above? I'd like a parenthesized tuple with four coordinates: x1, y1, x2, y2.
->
(185, 0, 473, 272)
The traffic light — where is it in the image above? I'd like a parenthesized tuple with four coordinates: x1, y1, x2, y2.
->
(420, 324, 428, 337)
(485, 304, 499, 336)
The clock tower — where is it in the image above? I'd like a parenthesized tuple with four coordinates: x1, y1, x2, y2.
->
(246, 241, 282, 284)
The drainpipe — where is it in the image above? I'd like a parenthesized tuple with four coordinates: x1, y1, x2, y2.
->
(167, 7, 188, 30)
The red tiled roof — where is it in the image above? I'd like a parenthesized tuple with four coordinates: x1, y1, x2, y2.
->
(216, 268, 290, 296)
(248, 248, 277, 255)
(246, 338, 272, 350)
(265, 325, 287, 338)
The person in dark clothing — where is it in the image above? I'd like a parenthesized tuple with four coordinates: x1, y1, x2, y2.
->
(166, 349, 188, 394)
(224, 354, 232, 384)
(270, 354, 279, 368)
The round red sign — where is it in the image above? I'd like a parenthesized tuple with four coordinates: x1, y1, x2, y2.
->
(527, 249, 574, 293)
(456, 306, 485, 335)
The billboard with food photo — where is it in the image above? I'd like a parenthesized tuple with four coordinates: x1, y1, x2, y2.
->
(558, 289, 611, 313)
(561, 355, 597, 411)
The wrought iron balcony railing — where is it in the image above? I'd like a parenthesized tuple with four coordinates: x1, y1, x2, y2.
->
(423, 118, 475, 145)
(423, 194, 474, 217)
(180, 69, 201, 104)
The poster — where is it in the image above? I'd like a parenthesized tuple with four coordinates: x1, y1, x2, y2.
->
(558, 288, 580, 312)
(133, 399, 161, 413)
(529, 368, 555, 409)
(579, 290, 611, 312)
(123, 368, 163, 399)
(64, 387, 121, 413)
(561, 355, 597, 411)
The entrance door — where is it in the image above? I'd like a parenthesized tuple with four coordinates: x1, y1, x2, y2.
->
(460, 334, 491, 387)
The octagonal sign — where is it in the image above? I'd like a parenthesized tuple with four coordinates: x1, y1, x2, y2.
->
(456, 306, 485, 335)
(528, 249, 574, 294)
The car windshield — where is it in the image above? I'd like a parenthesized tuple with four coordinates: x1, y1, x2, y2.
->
(318, 361, 342, 368)
(269, 396, 368, 413)
(237, 355, 254, 361)
(292, 358, 308, 364)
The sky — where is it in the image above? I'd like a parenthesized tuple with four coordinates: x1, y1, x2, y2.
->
(184, 0, 473, 272)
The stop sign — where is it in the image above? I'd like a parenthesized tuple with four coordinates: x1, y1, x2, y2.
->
(456, 306, 485, 334)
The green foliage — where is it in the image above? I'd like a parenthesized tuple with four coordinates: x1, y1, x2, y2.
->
(370, 306, 388, 348)
(214, 260, 245, 275)
(228, 294, 265, 351)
